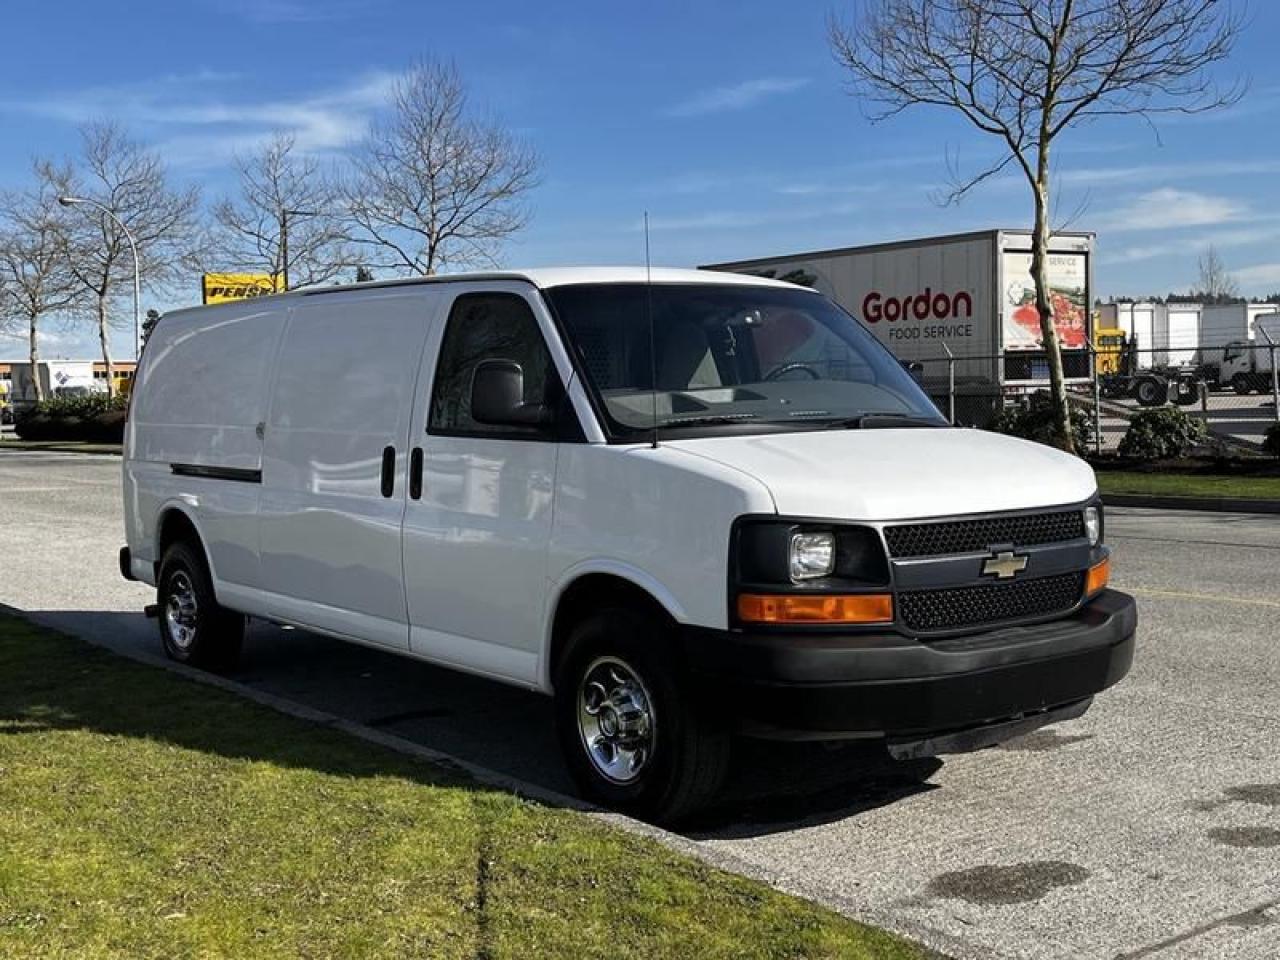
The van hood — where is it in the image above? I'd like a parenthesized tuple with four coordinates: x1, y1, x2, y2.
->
(664, 428, 1096, 521)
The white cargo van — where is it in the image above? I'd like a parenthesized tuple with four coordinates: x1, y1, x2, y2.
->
(121, 268, 1135, 820)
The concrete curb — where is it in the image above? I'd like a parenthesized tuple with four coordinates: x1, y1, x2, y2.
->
(1103, 492, 1280, 514)
(0, 601, 963, 960)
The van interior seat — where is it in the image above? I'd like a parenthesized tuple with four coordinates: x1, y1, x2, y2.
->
(659, 321, 721, 391)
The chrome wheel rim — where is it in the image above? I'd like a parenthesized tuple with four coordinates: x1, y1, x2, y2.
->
(577, 656, 655, 784)
(165, 571, 198, 651)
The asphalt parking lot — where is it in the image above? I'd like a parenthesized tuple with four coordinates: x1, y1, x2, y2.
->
(1, 449, 1277, 960)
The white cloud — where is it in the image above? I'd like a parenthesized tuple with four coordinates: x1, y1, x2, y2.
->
(1, 70, 401, 168)
(202, 0, 380, 23)
(664, 77, 810, 117)
(1233, 262, 1280, 288)
(1095, 188, 1246, 232)
(1104, 223, 1280, 265)
(1060, 159, 1280, 188)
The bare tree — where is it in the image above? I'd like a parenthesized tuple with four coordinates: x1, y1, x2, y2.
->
(0, 171, 82, 404)
(53, 122, 200, 397)
(1194, 245, 1238, 302)
(831, 0, 1243, 452)
(212, 133, 351, 290)
(344, 60, 540, 276)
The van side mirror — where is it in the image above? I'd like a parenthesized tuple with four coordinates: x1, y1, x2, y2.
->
(901, 359, 925, 382)
(471, 359, 550, 427)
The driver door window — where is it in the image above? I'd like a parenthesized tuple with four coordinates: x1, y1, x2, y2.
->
(429, 292, 558, 438)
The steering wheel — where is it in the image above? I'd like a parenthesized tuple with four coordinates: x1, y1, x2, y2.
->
(764, 362, 821, 382)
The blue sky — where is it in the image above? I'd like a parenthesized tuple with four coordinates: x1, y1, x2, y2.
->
(3, 0, 1278, 361)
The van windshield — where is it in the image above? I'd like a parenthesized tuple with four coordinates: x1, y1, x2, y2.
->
(544, 283, 944, 440)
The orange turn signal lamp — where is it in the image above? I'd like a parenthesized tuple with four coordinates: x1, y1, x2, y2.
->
(737, 592, 893, 625)
(1085, 556, 1110, 596)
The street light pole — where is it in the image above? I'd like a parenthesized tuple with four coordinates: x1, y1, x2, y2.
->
(58, 195, 141, 363)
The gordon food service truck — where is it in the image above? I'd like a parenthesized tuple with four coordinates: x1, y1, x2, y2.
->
(704, 229, 1095, 421)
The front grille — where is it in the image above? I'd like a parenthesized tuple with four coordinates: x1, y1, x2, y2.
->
(884, 511, 1084, 559)
(899, 572, 1084, 633)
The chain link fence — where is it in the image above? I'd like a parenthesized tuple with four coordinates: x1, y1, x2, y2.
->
(913, 337, 1280, 454)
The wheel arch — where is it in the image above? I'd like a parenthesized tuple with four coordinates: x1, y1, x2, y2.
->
(154, 503, 216, 586)
(542, 566, 686, 693)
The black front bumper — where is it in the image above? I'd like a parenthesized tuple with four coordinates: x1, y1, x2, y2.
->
(683, 589, 1136, 745)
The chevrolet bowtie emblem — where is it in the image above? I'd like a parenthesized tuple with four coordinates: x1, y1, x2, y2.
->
(982, 550, 1028, 579)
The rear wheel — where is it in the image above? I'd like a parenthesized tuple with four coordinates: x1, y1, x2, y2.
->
(1134, 377, 1165, 407)
(554, 607, 730, 824)
(157, 540, 244, 672)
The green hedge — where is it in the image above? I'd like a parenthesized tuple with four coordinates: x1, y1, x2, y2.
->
(14, 394, 128, 443)
(1118, 406, 1207, 460)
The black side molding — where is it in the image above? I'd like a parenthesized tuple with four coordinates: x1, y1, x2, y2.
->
(170, 463, 262, 484)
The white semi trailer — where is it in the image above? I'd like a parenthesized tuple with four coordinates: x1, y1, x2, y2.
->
(703, 229, 1095, 424)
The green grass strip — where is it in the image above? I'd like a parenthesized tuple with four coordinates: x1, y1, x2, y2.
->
(0, 614, 925, 959)
(1097, 471, 1280, 500)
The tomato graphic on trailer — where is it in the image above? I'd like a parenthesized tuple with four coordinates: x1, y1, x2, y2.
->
(1002, 252, 1088, 351)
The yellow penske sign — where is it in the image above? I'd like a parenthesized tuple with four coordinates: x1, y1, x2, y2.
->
(201, 273, 282, 304)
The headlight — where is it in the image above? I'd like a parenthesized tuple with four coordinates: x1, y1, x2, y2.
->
(789, 531, 835, 581)
(1084, 506, 1101, 546)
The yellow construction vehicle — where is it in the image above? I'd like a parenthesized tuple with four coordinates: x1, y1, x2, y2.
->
(1093, 324, 1128, 377)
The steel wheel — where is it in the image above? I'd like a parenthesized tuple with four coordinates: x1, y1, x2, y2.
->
(164, 570, 199, 651)
(577, 656, 655, 784)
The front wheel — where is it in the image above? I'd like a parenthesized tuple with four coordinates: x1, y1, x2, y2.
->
(157, 541, 245, 672)
(1232, 373, 1252, 395)
(554, 608, 730, 824)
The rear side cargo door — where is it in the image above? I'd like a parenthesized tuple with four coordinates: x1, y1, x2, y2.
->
(256, 286, 446, 648)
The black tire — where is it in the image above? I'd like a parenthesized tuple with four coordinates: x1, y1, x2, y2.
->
(157, 540, 244, 672)
(1174, 380, 1200, 406)
(554, 607, 730, 824)
(1232, 373, 1252, 396)
(1134, 377, 1165, 407)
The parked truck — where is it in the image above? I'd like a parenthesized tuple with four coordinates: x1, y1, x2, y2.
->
(1221, 314, 1280, 395)
(1094, 301, 1225, 404)
(1091, 328, 1205, 407)
(703, 229, 1094, 425)
(4, 361, 105, 412)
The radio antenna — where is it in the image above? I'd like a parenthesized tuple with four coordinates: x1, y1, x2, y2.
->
(644, 211, 658, 449)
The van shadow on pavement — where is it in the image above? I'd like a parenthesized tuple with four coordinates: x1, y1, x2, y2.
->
(31, 609, 943, 836)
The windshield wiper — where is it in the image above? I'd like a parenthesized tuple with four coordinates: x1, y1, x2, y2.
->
(819, 412, 945, 429)
(655, 413, 760, 428)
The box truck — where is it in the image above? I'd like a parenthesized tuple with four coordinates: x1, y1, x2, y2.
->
(703, 230, 1094, 424)
(120, 266, 1134, 821)
(5, 361, 104, 410)
(1221, 313, 1280, 394)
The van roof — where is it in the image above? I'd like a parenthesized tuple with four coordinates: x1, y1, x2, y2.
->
(300, 266, 800, 295)
(168, 266, 806, 320)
